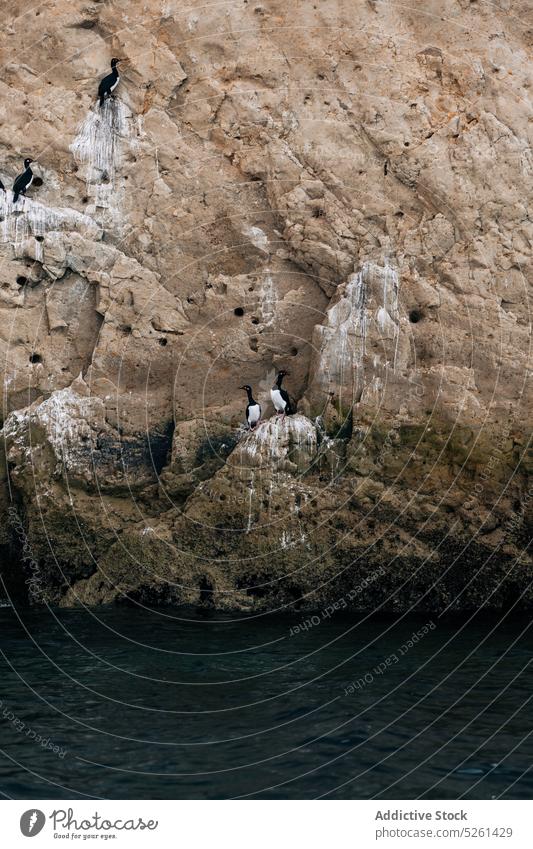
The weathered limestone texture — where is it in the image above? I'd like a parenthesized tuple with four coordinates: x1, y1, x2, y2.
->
(0, 0, 531, 610)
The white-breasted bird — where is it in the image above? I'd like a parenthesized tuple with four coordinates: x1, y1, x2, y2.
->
(270, 370, 293, 420)
(241, 384, 261, 430)
(12, 158, 34, 204)
(98, 58, 122, 106)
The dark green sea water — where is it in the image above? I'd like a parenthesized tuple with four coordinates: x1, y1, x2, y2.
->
(0, 603, 531, 799)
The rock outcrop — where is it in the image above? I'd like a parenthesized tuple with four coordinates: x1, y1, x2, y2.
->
(0, 0, 531, 611)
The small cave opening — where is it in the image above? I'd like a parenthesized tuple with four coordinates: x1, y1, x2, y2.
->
(145, 419, 175, 477)
(32, 177, 44, 188)
(159, 337, 168, 346)
(234, 307, 245, 317)
(16, 275, 27, 286)
(409, 309, 422, 324)
(29, 353, 42, 364)
(35, 236, 44, 243)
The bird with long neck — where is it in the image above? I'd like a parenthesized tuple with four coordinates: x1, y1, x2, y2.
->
(98, 58, 122, 107)
(240, 384, 261, 430)
(12, 158, 34, 204)
(270, 370, 292, 422)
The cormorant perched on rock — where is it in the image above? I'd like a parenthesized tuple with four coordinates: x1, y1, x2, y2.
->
(271, 370, 293, 420)
(98, 58, 122, 106)
(241, 384, 261, 430)
(12, 158, 34, 204)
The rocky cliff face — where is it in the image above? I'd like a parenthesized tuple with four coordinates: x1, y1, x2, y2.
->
(0, 0, 531, 611)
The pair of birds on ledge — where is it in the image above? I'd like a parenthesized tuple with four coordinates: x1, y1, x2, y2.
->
(0, 59, 124, 204)
(241, 371, 293, 430)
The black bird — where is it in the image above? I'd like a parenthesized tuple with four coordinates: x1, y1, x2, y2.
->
(12, 158, 34, 204)
(98, 58, 122, 107)
(241, 384, 261, 430)
(271, 370, 293, 420)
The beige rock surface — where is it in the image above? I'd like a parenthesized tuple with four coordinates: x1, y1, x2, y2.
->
(0, 0, 531, 610)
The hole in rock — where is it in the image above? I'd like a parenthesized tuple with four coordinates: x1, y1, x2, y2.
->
(291, 347, 298, 357)
(251, 317, 259, 324)
(16, 276, 27, 286)
(409, 309, 422, 324)
(159, 337, 168, 346)
(82, 196, 89, 204)
(234, 307, 244, 317)
(29, 353, 42, 364)
(35, 236, 44, 242)
(33, 177, 43, 188)
(198, 576, 214, 606)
